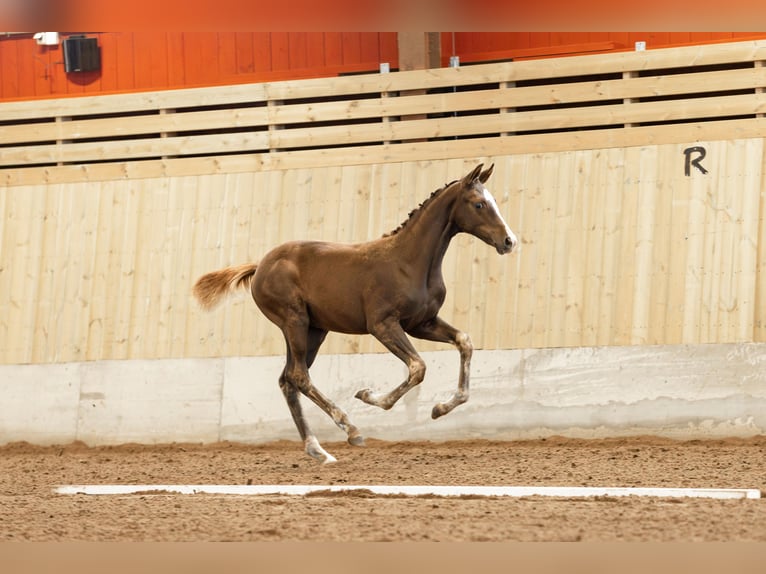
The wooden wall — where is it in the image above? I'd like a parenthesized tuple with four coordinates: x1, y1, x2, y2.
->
(1, 141, 765, 365)
(2, 40, 766, 365)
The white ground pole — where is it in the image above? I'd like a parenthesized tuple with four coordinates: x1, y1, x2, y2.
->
(54, 485, 762, 499)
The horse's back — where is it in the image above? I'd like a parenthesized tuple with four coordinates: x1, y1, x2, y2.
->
(252, 239, 382, 333)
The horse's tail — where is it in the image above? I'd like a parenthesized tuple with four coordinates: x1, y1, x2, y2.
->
(193, 263, 258, 310)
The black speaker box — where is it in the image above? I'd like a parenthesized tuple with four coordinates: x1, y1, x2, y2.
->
(63, 36, 101, 73)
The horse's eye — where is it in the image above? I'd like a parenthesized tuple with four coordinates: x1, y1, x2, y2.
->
(475, 202, 485, 209)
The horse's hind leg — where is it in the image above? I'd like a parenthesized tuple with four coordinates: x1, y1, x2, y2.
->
(279, 371, 336, 463)
(282, 323, 364, 463)
(278, 348, 337, 464)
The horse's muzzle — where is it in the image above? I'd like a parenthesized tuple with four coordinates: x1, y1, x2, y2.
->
(497, 233, 517, 255)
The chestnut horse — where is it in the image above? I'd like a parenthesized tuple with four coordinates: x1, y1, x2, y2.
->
(193, 163, 517, 463)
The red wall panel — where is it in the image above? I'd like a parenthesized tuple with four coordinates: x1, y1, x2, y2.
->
(444, 32, 766, 63)
(0, 32, 399, 102)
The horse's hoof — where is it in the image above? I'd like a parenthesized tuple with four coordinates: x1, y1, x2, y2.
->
(305, 436, 337, 464)
(355, 388, 379, 406)
(431, 403, 448, 419)
(348, 433, 365, 447)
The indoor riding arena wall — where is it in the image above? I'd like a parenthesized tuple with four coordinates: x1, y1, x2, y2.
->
(1, 40, 766, 445)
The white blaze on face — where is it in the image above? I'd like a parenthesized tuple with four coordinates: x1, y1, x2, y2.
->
(480, 184, 518, 248)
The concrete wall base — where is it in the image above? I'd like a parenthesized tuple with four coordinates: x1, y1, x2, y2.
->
(2, 343, 765, 446)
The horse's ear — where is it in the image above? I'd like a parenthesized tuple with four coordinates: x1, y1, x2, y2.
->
(479, 163, 494, 183)
(463, 163, 484, 185)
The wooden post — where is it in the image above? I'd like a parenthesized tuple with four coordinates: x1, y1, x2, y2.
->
(500, 81, 516, 137)
(756, 60, 765, 119)
(268, 99, 283, 152)
(56, 116, 70, 166)
(159, 108, 176, 160)
(397, 33, 441, 143)
(623, 71, 639, 127)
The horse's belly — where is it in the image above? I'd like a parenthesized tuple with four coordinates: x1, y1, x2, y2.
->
(306, 301, 368, 334)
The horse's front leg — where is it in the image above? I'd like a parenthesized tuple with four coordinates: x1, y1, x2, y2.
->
(409, 317, 472, 419)
(355, 317, 426, 410)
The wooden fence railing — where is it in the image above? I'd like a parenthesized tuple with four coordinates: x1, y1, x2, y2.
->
(2, 39, 766, 186)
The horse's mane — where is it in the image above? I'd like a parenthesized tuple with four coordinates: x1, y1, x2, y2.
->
(382, 179, 459, 238)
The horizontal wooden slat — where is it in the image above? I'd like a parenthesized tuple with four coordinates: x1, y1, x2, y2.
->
(4, 117, 765, 186)
(6, 66, 763, 147)
(4, 93, 763, 167)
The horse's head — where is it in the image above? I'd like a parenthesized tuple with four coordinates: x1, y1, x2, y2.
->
(452, 163, 518, 255)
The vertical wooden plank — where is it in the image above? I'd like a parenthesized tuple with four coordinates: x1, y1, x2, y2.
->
(734, 140, 761, 341)
(647, 147, 672, 345)
(163, 176, 192, 358)
(599, 149, 625, 345)
(114, 32, 136, 92)
(717, 141, 738, 343)
(305, 33, 327, 70)
(110, 182, 142, 360)
(682, 152, 707, 344)
(72, 181, 102, 360)
(288, 33, 308, 70)
(234, 32, 255, 74)
(270, 32, 290, 71)
(53, 184, 83, 361)
(166, 32, 186, 87)
(529, 153, 557, 348)
(511, 153, 540, 348)
(30, 185, 58, 363)
(200, 32, 222, 86)
(324, 33, 343, 67)
(698, 143, 718, 343)
(570, 150, 592, 347)
(660, 145, 689, 345)
(136, 178, 171, 358)
(484, 155, 520, 350)
(83, 181, 111, 361)
(341, 33, 361, 65)
(3, 186, 41, 362)
(544, 151, 573, 347)
(360, 33, 380, 65)
(122, 178, 147, 357)
(252, 32, 272, 73)
(20, 38, 39, 97)
(217, 32, 238, 79)
(132, 32, 156, 90)
(581, 149, 606, 347)
(631, 146, 659, 345)
(349, 164, 373, 243)
(96, 32, 119, 93)
(181, 32, 203, 86)
(612, 147, 640, 345)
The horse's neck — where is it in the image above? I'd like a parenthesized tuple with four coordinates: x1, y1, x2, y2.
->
(393, 186, 457, 278)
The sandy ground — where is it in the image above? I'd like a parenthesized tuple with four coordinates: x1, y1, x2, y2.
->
(1, 436, 765, 542)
